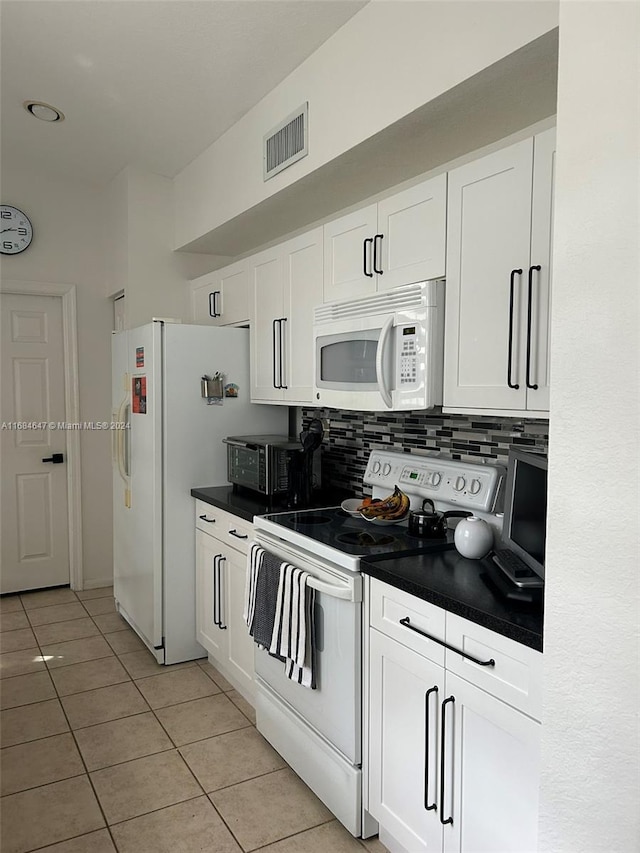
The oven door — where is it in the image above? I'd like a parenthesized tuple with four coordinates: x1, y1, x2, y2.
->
(253, 531, 362, 764)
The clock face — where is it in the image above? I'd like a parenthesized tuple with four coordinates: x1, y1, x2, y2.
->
(0, 206, 33, 254)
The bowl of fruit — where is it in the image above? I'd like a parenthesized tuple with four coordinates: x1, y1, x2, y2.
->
(357, 486, 410, 526)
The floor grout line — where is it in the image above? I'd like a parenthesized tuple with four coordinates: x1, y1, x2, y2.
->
(3, 588, 378, 852)
(7, 596, 119, 853)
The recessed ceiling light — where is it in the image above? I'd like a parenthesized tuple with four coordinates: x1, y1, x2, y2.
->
(23, 101, 65, 122)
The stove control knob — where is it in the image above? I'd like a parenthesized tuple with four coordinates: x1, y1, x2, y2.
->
(382, 463, 392, 476)
(469, 478, 482, 495)
(454, 475, 466, 492)
(430, 471, 442, 487)
(371, 461, 381, 475)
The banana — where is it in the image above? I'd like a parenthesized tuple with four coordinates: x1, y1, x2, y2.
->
(360, 486, 409, 520)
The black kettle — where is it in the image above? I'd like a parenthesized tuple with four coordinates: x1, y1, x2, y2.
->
(408, 498, 471, 539)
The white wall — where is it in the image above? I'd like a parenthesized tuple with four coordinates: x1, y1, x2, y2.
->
(104, 166, 227, 327)
(540, 3, 639, 851)
(1, 161, 114, 588)
(174, 0, 558, 249)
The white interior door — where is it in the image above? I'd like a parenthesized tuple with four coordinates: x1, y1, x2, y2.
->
(1, 293, 70, 593)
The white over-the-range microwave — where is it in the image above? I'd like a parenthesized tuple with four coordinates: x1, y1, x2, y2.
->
(312, 280, 444, 412)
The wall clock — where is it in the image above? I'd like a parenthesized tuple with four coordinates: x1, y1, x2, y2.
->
(0, 205, 33, 254)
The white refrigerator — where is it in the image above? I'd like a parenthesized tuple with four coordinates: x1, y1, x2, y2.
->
(112, 321, 287, 664)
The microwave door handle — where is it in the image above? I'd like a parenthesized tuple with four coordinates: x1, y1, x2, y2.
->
(375, 315, 394, 408)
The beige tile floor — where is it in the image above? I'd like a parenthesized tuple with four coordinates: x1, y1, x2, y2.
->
(0, 586, 388, 853)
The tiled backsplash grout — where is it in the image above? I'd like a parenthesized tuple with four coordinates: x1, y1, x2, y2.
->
(302, 408, 549, 494)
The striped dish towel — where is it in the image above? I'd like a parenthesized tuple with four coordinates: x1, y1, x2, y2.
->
(244, 543, 284, 655)
(243, 542, 263, 632)
(269, 562, 317, 689)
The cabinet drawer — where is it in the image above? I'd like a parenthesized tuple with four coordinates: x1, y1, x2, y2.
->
(195, 500, 221, 534)
(369, 578, 446, 667)
(194, 500, 253, 555)
(445, 613, 543, 720)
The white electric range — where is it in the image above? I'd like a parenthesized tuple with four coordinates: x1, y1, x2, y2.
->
(252, 449, 505, 838)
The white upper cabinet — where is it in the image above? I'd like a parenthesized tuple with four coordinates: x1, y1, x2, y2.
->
(189, 259, 249, 327)
(323, 174, 447, 303)
(250, 227, 323, 405)
(323, 204, 378, 303)
(444, 129, 556, 415)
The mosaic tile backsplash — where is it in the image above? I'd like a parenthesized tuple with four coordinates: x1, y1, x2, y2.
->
(302, 408, 549, 495)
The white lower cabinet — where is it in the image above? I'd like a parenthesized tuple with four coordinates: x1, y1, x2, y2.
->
(195, 500, 255, 701)
(367, 578, 541, 853)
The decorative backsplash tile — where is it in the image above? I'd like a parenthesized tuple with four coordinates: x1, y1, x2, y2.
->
(302, 408, 549, 494)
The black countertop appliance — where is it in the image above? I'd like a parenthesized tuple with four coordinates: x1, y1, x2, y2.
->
(287, 417, 324, 508)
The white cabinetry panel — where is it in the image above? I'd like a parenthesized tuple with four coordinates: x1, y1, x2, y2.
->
(444, 129, 555, 415)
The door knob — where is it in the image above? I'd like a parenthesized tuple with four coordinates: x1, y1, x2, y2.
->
(42, 453, 64, 464)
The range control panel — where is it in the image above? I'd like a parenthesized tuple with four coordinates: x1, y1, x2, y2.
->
(364, 450, 505, 513)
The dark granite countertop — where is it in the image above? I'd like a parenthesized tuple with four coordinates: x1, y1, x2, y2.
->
(191, 484, 353, 523)
(361, 549, 544, 652)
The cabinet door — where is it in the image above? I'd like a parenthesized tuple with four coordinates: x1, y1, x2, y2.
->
(323, 204, 378, 303)
(377, 174, 447, 291)
(195, 531, 228, 660)
(369, 628, 444, 853)
(190, 260, 248, 327)
(442, 671, 541, 853)
(281, 227, 323, 404)
(249, 248, 285, 402)
(526, 127, 556, 412)
(444, 139, 533, 411)
(224, 545, 255, 700)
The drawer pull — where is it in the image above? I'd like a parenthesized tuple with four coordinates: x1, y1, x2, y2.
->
(228, 529, 248, 540)
(424, 686, 438, 811)
(213, 555, 227, 630)
(399, 617, 495, 668)
(440, 696, 455, 826)
(199, 515, 216, 523)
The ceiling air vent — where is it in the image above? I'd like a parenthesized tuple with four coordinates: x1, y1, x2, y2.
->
(263, 103, 308, 181)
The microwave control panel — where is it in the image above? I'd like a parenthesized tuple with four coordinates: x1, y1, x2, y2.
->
(364, 450, 505, 513)
(398, 325, 419, 385)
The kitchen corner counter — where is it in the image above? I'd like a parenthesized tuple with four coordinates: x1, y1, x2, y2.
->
(361, 549, 543, 652)
(191, 485, 353, 523)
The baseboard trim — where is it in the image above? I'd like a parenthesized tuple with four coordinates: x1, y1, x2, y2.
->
(79, 577, 113, 591)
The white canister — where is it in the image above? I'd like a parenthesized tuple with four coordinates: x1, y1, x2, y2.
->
(454, 516, 494, 559)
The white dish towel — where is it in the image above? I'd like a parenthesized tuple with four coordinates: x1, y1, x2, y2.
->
(270, 562, 317, 689)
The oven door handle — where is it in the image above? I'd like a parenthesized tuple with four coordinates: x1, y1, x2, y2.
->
(375, 315, 394, 408)
(307, 576, 353, 600)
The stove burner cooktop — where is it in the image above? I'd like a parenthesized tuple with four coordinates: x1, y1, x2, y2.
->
(259, 506, 455, 562)
(290, 513, 333, 526)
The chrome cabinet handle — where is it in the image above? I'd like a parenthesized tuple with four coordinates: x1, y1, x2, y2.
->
(399, 617, 495, 667)
(424, 686, 438, 811)
(526, 265, 541, 390)
(439, 696, 455, 826)
(507, 268, 523, 389)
